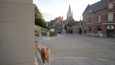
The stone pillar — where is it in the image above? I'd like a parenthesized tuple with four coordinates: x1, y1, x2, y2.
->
(0, 0, 35, 65)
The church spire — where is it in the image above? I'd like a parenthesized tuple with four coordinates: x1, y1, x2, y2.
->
(68, 4, 71, 14)
(67, 4, 73, 19)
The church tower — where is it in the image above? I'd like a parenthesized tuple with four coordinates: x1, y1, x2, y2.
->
(67, 4, 73, 19)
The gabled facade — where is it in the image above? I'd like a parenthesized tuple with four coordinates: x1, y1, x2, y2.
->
(82, 0, 115, 37)
(48, 17, 63, 33)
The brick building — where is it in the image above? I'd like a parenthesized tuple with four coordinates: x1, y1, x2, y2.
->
(67, 21, 82, 34)
(82, 0, 115, 37)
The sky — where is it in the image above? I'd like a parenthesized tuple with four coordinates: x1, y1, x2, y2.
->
(33, 0, 100, 21)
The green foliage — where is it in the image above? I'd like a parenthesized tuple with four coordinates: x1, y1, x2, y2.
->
(35, 5, 46, 28)
(35, 18, 46, 28)
(67, 18, 75, 27)
(64, 18, 75, 33)
(35, 25, 52, 32)
(64, 24, 68, 32)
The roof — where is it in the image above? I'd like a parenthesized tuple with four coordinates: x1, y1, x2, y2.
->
(72, 21, 82, 27)
(49, 17, 63, 26)
(83, 0, 107, 15)
(48, 18, 57, 26)
(55, 17, 63, 24)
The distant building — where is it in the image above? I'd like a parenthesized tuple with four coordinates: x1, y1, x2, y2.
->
(48, 17, 63, 33)
(82, 0, 115, 37)
(67, 4, 73, 19)
(67, 21, 82, 34)
(63, 4, 75, 33)
(63, 4, 73, 25)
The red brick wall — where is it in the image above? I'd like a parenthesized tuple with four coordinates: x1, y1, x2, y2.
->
(82, 1, 115, 37)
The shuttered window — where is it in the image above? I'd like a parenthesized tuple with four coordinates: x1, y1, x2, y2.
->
(108, 12, 113, 21)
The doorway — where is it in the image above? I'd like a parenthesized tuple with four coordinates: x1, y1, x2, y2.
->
(79, 28, 82, 34)
(107, 29, 114, 37)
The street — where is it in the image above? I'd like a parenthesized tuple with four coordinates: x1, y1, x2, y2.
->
(35, 34, 115, 65)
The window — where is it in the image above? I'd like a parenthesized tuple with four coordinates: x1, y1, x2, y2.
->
(108, 12, 113, 21)
(97, 26, 102, 31)
(108, 3, 113, 9)
(98, 16, 101, 23)
(89, 27, 91, 31)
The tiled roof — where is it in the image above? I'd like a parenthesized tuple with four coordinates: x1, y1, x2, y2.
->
(83, 0, 107, 15)
(55, 17, 63, 24)
(49, 17, 63, 26)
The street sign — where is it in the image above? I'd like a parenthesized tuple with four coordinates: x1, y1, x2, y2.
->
(107, 26, 114, 30)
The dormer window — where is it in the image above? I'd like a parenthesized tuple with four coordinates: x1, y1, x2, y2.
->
(108, 3, 113, 9)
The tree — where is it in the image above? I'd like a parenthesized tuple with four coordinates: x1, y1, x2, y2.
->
(64, 18, 75, 33)
(35, 5, 46, 28)
(35, 18, 46, 28)
(67, 18, 75, 27)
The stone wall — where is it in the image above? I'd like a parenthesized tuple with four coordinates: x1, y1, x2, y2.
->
(0, 0, 35, 65)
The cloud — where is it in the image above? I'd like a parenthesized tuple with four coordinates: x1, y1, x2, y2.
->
(42, 13, 54, 21)
(33, 0, 100, 21)
(37, 1, 69, 21)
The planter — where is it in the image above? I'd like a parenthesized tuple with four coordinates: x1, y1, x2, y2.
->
(49, 32, 57, 36)
(35, 32, 39, 36)
(42, 32, 47, 36)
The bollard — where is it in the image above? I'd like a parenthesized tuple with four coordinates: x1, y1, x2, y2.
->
(45, 48, 49, 63)
(35, 42, 38, 49)
(41, 48, 45, 64)
(35, 41, 51, 65)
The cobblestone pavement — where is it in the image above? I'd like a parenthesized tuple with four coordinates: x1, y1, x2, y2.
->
(36, 34, 115, 65)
